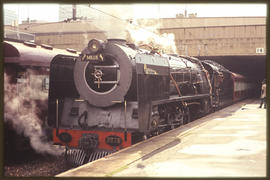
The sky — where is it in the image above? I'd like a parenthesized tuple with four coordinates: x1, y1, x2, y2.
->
(3, 3, 267, 24)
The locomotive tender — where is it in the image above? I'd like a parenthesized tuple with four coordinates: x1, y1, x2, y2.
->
(48, 38, 254, 165)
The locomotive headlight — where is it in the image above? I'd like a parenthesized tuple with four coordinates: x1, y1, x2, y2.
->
(88, 39, 103, 54)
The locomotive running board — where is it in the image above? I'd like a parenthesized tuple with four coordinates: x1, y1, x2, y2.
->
(152, 94, 210, 105)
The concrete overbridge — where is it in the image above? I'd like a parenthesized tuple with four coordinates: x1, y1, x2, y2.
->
(155, 17, 266, 88)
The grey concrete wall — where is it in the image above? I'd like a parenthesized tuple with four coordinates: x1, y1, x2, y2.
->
(35, 32, 107, 51)
(160, 25, 266, 56)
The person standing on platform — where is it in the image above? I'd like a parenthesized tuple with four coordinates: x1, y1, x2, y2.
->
(259, 79, 266, 109)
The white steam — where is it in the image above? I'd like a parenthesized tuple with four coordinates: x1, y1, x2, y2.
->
(4, 70, 63, 156)
(90, 4, 133, 39)
(127, 20, 177, 54)
(82, 4, 177, 53)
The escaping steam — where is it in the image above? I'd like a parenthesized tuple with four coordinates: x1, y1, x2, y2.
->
(90, 4, 132, 39)
(81, 4, 177, 53)
(4, 70, 63, 156)
(95, 5, 177, 53)
(127, 20, 177, 54)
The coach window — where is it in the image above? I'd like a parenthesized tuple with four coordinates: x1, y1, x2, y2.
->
(42, 77, 49, 91)
(16, 71, 28, 96)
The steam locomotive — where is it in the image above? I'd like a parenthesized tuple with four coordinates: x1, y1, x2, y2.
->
(3, 39, 78, 158)
(47, 39, 254, 165)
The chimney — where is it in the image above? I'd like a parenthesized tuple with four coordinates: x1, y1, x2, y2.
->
(72, 4, 76, 20)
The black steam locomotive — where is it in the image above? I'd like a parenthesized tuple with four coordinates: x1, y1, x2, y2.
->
(48, 39, 254, 165)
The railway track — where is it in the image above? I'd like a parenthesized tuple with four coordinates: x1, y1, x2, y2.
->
(4, 154, 69, 177)
(4, 146, 71, 177)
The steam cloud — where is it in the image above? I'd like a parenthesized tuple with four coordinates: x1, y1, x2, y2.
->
(83, 4, 177, 54)
(4, 70, 63, 156)
(127, 20, 177, 54)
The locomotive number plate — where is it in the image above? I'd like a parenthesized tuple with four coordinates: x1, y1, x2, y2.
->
(81, 54, 104, 62)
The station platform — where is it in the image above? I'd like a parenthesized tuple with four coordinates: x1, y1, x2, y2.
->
(57, 99, 266, 177)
